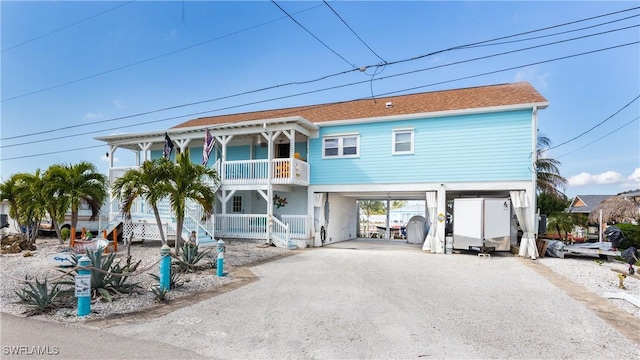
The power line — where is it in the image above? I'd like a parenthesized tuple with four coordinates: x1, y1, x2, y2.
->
(271, 0, 357, 69)
(0, 1, 330, 103)
(556, 116, 640, 159)
(3, 11, 637, 142)
(322, 0, 387, 64)
(547, 95, 640, 150)
(3, 5, 637, 104)
(464, 14, 640, 49)
(3, 40, 637, 161)
(1, 145, 105, 161)
(1, 1, 136, 52)
(2, 26, 636, 149)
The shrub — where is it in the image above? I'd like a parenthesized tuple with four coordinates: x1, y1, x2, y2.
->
(150, 286, 169, 302)
(171, 243, 213, 272)
(60, 228, 70, 242)
(617, 223, 640, 250)
(15, 277, 61, 316)
(148, 271, 186, 290)
(60, 250, 141, 302)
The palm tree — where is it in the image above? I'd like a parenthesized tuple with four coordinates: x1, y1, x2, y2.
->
(0, 175, 21, 232)
(11, 170, 49, 244)
(63, 162, 109, 239)
(164, 148, 219, 251)
(112, 158, 172, 245)
(536, 134, 567, 199)
(43, 164, 73, 244)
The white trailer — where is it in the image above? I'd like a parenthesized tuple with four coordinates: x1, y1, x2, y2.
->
(452, 198, 514, 252)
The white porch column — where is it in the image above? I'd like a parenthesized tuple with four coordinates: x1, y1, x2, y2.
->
(435, 184, 447, 253)
(174, 138, 191, 155)
(385, 198, 391, 239)
(137, 142, 152, 162)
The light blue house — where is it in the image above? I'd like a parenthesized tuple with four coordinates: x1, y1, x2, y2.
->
(96, 81, 547, 257)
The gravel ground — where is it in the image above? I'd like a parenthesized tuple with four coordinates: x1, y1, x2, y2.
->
(537, 255, 640, 319)
(0, 237, 638, 332)
(0, 237, 289, 322)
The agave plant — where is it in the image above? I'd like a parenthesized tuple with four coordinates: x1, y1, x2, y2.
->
(148, 271, 187, 290)
(171, 242, 213, 273)
(150, 285, 169, 302)
(15, 277, 61, 316)
(60, 251, 141, 302)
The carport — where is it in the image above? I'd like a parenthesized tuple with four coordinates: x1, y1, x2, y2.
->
(308, 185, 539, 259)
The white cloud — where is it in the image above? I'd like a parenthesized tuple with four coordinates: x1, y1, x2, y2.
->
(514, 67, 550, 89)
(628, 167, 640, 182)
(113, 99, 125, 109)
(84, 112, 103, 119)
(568, 170, 624, 186)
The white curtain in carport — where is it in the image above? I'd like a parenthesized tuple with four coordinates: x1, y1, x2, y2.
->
(422, 191, 437, 252)
(313, 193, 324, 207)
(510, 190, 538, 259)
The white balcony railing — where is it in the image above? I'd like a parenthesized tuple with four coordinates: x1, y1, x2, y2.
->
(223, 159, 309, 186)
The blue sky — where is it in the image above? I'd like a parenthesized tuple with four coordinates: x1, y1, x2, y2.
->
(1, 1, 639, 199)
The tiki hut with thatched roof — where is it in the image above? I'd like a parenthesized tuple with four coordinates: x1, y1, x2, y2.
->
(588, 196, 640, 224)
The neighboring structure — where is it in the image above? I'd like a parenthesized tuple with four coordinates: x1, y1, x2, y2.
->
(95, 81, 547, 257)
(567, 195, 612, 216)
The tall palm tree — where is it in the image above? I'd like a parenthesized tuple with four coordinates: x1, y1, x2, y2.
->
(43, 164, 73, 244)
(12, 170, 49, 244)
(536, 134, 567, 199)
(112, 158, 172, 245)
(164, 148, 219, 251)
(63, 161, 109, 237)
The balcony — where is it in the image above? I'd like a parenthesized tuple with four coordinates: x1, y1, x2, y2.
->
(221, 158, 309, 186)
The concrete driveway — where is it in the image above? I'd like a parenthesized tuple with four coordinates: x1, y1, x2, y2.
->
(93, 240, 638, 359)
(2, 240, 638, 359)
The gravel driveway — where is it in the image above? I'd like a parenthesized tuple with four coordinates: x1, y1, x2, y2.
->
(99, 240, 640, 359)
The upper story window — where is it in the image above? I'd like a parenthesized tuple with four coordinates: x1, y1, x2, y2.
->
(323, 134, 359, 158)
(392, 129, 414, 155)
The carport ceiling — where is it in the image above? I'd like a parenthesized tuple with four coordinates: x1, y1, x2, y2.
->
(338, 190, 513, 201)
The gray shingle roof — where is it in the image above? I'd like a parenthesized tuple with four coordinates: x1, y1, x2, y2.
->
(567, 195, 612, 214)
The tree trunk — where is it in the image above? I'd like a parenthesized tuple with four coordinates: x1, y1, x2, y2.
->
(51, 218, 64, 245)
(153, 206, 167, 245)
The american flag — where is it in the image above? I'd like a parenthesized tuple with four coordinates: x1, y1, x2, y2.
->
(202, 129, 215, 165)
(163, 133, 174, 159)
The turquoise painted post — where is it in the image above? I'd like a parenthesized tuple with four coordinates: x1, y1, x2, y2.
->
(216, 239, 225, 277)
(159, 244, 171, 291)
(77, 255, 92, 317)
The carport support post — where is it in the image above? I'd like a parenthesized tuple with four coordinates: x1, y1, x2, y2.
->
(159, 244, 171, 291)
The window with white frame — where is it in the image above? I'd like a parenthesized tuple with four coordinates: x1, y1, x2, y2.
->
(392, 129, 414, 154)
(322, 134, 359, 158)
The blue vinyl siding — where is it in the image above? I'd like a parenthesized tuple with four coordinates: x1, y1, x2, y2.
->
(310, 109, 534, 185)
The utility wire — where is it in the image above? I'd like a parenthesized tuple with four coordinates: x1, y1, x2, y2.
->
(2, 145, 105, 161)
(271, 0, 357, 69)
(1, 1, 136, 52)
(362, 6, 640, 72)
(547, 95, 640, 150)
(0, 1, 329, 103)
(463, 14, 640, 49)
(2, 5, 636, 105)
(322, 0, 386, 64)
(3, 13, 637, 142)
(2, 26, 636, 148)
(556, 116, 640, 159)
(2, 40, 637, 160)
